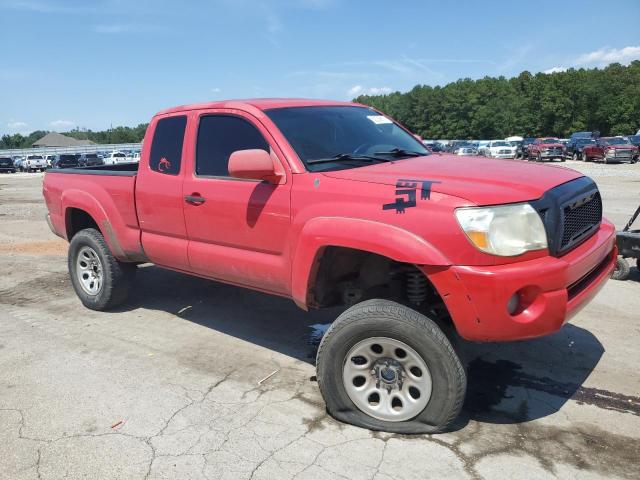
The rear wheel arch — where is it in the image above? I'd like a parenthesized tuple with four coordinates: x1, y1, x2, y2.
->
(65, 207, 101, 240)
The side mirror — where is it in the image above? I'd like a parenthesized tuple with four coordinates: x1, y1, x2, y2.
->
(228, 149, 281, 183)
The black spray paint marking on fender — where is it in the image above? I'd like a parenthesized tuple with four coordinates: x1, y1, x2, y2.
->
(382, 179, 441, 213)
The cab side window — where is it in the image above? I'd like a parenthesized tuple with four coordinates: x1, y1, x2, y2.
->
(196, 115, 269, 177)
(149, 116, 187, 175)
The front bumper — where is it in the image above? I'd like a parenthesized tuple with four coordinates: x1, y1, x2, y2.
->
(424, 220, 616, 342)
(493, 153, 516, 158)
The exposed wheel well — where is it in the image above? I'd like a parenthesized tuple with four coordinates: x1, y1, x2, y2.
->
(308, 246, 451, 324)
(65, 208, 100, 240)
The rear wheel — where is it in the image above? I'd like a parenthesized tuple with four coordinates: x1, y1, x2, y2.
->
(612, 257, 630, 281)
(68, 228, 135, 310)
(537, 153, 542, 162)
(316, 299, 466, 434)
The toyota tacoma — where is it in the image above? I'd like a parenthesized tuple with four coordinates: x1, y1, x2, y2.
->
(43, 99, 616, 434)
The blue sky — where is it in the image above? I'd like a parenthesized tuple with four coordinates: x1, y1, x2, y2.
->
(1, 0, 639, 136)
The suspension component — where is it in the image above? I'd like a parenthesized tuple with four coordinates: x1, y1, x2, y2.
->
(405, 270, 428, 305)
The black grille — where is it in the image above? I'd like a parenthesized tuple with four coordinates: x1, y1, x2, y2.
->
(560, 192, 602, 250)
(530, 177, 602, 257)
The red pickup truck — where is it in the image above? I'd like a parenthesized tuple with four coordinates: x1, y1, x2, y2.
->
(43, 99, 616, 434)
(527, 137, 566, 162)
(582, 136, 639, 163)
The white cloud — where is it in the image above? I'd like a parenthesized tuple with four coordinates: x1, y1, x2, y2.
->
(7, 120, 28, 131)
(543, 66, 567, 74)
(575, 46, 640, 66)
(211, 87, 221, 93)
(50, 120, 75, 130)
(347, 85, 393, 97)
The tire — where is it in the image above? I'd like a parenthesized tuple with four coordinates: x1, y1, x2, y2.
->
(537, 153, 542, 162)
(572, 153, 578, 161)
(583, 153, 590, 162)
(636, 258, 640, 271)
(316, 299, 466, 434)
(68, 228, 135, 310)
(612, 257, 630, 281)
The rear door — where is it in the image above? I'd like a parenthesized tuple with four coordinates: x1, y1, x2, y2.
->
(182, 109, 292, 295)
(135, 114, 191, 270)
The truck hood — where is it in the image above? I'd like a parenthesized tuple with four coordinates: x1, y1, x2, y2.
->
(321, 154, 584, 205)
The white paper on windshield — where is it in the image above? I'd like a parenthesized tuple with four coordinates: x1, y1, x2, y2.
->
(367, 115, 393, 125)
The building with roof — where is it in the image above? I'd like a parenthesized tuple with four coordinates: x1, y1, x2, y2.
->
(32, 132, 95, 148)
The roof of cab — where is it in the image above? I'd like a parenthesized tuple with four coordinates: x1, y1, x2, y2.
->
(155, 98, 359, 116)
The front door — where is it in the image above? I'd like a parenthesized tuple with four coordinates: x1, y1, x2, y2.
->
(182, 110, 292, 295)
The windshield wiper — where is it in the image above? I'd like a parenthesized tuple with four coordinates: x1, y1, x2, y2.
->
(307, 153, 391, 165)
(373, 148, 424, 158)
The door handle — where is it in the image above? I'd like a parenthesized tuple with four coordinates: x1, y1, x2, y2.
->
(185, 194, 206, 205)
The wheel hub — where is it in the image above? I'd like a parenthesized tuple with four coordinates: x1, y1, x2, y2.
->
(371, 359, 404, 392)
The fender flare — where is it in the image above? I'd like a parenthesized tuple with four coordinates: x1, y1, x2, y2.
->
(61, 189, 126, 259)
(291, 217, 450, 309)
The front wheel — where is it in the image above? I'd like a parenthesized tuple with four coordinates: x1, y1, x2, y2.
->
(316, 299, 466, 434)
(68, 228, 135, 310)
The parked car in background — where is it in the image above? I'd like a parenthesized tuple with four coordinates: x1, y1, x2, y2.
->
(0, 157, 16, 173)
(627, 134, 640, 150)
(45, 155, 56, 168)
(103, 151, 128, 165)
(582, 137, 639, 163)
(51, 154, 80, 169)
(453, 145, 478, 156)
(480, 140, 517, 158)
(565, 138, 596, 161)
(78, 153, 104, 167)
(22, 154, 47, 172)
(129, 152, 141, 162)
(528, 138, 565, 162)
(12, 157, 24, 171)
(514, 137, 535, 159)
(570, 131, 599, 141)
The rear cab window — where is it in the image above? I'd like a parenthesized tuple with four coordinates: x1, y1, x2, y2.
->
(149, 115, 187, 175)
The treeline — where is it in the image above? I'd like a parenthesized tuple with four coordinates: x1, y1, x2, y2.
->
(355, 61, 640, 139)
(0, 124, 148, 149)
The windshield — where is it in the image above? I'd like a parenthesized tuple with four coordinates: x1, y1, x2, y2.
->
(114, 153, 126, 157)
(60, 155, 77, 161)
(603, 137, 629, 145)
(576, 139, 596, 145)
(266, 106, 429, 171)
(86, 154, 99, 158)
(27, 155, 43, 160)
(539, 138, 557, 144)
(491, 141, 510, 147)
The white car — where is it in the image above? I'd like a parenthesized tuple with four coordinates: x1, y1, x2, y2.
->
(22, 154, 48, 172)
(103, 151, 128, 165)
(128, 152, 141, 162)
(481, 140, 517, 159)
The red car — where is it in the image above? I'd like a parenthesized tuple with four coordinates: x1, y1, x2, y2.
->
(527, 137, 566, 162)
(43, 99, 615, 434)
(582, 137, 639, 163)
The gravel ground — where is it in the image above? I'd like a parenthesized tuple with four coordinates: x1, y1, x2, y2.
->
(0, 161, 639, 480)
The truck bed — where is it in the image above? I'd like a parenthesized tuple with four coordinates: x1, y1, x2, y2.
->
(46, 162, 139, 176)
(43, 163, 145, 262)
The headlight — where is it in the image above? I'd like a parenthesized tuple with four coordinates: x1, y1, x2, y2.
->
(455, 203, 548, 256)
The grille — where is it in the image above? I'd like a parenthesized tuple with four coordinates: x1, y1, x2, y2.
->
(560, 192, 602, 250)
